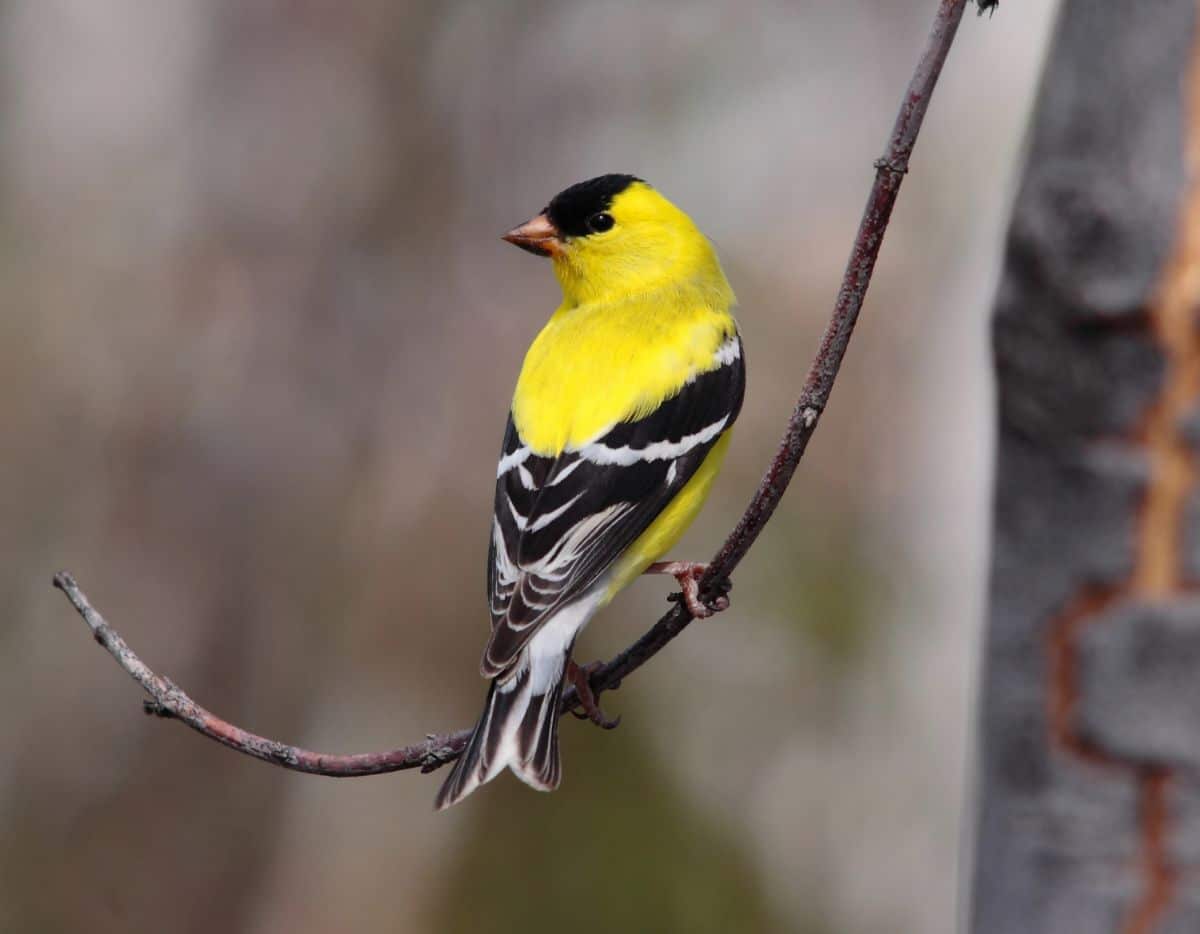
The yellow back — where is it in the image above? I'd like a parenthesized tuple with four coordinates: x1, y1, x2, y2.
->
(511, 183, 737, 453)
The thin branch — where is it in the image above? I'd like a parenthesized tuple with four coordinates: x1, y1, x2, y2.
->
(53, 0, 975, 778)
(573, 0, 970, 703)
(54, 572, 469, 774)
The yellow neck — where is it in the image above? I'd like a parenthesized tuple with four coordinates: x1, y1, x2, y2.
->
(552, 240, 730, 307)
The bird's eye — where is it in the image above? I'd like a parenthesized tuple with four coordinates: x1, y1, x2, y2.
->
(587, 212, 615, 233)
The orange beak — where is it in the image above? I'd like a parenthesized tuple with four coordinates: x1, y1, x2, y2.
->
(501, 213, 563, 258)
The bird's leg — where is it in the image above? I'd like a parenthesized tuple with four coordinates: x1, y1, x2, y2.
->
(644, 561, 732, 619)
(564, 659, 620, 730)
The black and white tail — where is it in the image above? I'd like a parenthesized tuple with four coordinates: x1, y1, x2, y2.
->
(434, 649, 569, 810)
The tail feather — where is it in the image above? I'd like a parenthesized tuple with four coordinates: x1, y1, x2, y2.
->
(512, 666, 567, 791)
(437, 593, 603, 810)
(434, 662, 566, 810)
(435, 670, 528, 810)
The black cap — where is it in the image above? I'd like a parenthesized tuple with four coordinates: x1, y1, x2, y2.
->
(544, 174, 643, 237)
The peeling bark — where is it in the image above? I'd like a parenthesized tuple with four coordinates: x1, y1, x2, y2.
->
(972, 2, 1200, 932)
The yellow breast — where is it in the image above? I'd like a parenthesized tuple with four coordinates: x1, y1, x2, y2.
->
(512, 295, 734, 453)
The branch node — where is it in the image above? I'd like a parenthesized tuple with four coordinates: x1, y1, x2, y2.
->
(419, 747, 456, 774)
(143, 700, 175, 719)
(873, 157, 909, 177)
(266, 743, 299, 765)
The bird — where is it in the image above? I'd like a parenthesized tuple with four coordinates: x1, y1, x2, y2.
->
(434, 174, 745, 810)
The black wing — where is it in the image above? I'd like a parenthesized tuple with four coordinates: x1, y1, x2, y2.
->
(483, 333, 745, 677)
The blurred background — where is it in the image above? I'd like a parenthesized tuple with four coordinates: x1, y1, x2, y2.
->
(0, 2, 1057, 932)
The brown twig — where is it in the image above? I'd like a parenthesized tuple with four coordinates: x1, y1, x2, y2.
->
(53, 0, 976, 778)
(53, 572, 471, 774)
(581, 0, 970, 703)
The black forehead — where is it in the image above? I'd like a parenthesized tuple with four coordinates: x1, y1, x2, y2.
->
(544, 174, 642, 236)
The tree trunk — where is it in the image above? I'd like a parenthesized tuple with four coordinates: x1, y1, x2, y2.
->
(972, 2, 1200, 932)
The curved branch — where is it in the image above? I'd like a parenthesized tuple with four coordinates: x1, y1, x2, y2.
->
(52, 0, 975, 777)
(53, 572, 471, 774)
(588, 0, 971, 700)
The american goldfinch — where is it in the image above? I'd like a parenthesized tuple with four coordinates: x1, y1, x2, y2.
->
(435, 174, 744, 810)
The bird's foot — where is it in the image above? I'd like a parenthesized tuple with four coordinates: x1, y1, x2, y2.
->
(565, 659, 620, 730)
(644, 560, 732, 619)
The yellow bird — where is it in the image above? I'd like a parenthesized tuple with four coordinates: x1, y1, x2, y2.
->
(435, 175, 744, 809)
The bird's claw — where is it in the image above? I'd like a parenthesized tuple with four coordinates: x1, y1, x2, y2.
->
(565, 659, 621, 730)
(649, 561, 732, 619)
